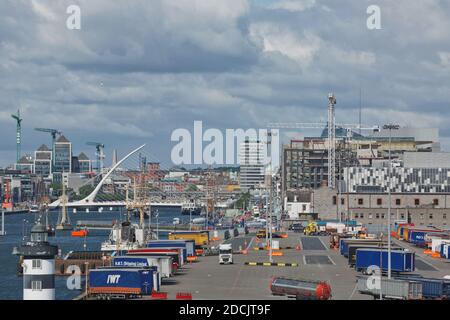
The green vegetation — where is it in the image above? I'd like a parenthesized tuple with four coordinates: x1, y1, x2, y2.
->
(235, 192, 250, 210)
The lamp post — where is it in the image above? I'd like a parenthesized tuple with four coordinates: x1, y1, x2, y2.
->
(383, 124, 400, 280)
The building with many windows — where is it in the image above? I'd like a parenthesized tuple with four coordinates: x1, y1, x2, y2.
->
(53, 135, 72, 173)
(34, 144, 52, 177)
(239, 140, 266, 191)
(78, 152, 91, 173)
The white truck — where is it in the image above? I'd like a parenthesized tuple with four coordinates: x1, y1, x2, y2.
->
(219, 243, 233, 264)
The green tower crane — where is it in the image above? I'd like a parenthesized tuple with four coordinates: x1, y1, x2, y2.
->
(11, 109, 23, 163)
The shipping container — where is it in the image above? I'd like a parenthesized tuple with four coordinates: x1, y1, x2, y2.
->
(431, 239, 450, 253)
(408, 231, 428, 246)
(96, 266, 160, 292)
(357, 276, 422, 300)
(347, 244, 397, 267)
(442, 244, 450, 259)
(355, 248, 415, 273)
(113, 255, 173, 278)
(145, 245, 187, 262)
(88, 269, 154, 297)
(128, 248, 185, 265)
(403, 227, 442, 242)
(168, 230, 209, 247)
(395, 276, 450, 299)
(147, 239, 195, 256)
(340, 239, 385, 257)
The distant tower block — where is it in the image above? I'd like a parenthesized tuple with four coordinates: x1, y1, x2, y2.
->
(112, 149, 118, 167)
(13, 221, 58, 300)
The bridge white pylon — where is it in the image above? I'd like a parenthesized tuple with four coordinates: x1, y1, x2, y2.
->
(49, 144, 145, 208)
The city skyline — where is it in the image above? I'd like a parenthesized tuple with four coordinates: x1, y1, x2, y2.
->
(1, 0, 450, 167)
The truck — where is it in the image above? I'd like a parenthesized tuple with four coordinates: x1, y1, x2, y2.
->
(88, 269, 155, 299)
(355, 248, 415, 273)
(270, 277, 332, 300)
(357, 276, 422, 300)
(219, 243, 233, 264)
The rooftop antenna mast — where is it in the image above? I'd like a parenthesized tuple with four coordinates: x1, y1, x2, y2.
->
(327, 93, 337, 189)
(11, 109, 23, 163)
(359, 87, 362, 136)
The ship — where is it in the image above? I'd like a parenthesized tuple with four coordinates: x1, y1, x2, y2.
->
(100, 220, 152, 252)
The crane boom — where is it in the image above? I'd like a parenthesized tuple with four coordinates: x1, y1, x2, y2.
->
(34, 128, 61, 168)
(86, 142, 105, 174)
(11, 110, 23, 163)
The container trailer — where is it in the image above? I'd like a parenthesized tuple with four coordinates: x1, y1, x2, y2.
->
(431, 238, 450, 253)
(403, 227, 442, 242)
(357, 276, 422, 300)
(347, 244, 397, 267)
(113, 256, 173, 278)
(146, 240, 195, 257)
(340, 239, 385, 257)
(395, 276, 450, 300)
(168, 230, 209, 247)
(128, 248, 185, 265)
(270, 277, 332, 300)
(88, 269, 154, 298)
(95, 266, 161, 292)
(441, 243, 450, 259)
(355, 248, 415, 273)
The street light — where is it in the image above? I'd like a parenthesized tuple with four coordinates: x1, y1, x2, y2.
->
(383, 124, 400, 280)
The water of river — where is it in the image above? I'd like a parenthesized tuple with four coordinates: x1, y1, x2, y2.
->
(0, 206, 186, 300)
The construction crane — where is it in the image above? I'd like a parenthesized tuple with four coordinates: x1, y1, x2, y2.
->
(86, 142, 105, 174)
(34, 128, 61, 167)
(11, 110, 23, 163)
(327, 93, 337, 189)
(267, 93, 379, 189)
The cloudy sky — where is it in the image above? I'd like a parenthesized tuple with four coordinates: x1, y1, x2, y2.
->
(1, 0, 449, 168)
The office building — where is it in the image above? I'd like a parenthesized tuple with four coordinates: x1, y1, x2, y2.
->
(34, 144, 52, 177)
(239, 140, 266, 191)
(53, 135, 72, 173)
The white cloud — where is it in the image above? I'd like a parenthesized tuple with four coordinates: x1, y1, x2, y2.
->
(438, 52, 450, 67)
(250, 23, 322, 67)
(268, 0, 316, 12)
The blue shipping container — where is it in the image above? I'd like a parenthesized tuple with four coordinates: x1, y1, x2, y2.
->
(89, 269, 154, 295)
(97, 265, 160, 292)
(397, 276, 450, 299)
(409, 231, 427, 246)
(355, 248, 415, 273)
(442, 244, 450, 259)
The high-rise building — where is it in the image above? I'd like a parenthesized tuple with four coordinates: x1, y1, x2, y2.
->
(15, 155, 34, 173)
(34, 144, 52, 177)
(78, 152, 91, 173)
(53, 135, 72, 173)
(239, 140, 265, 191)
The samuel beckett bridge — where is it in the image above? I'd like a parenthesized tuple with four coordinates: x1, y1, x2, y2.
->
(49, 144, 239, 212)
